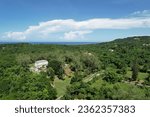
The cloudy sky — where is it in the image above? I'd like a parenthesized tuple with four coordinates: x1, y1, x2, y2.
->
(0, 0, 150, 42)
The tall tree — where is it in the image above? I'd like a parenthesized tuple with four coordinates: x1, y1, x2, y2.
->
(131, 60, 139, 81)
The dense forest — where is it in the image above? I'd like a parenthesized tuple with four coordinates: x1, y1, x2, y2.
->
(0, 36, 150, 100)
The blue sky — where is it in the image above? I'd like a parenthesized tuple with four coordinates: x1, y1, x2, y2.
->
(0, 0, 150, 42)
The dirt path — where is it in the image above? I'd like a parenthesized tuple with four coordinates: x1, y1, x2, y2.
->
(56, 95, 63, 100)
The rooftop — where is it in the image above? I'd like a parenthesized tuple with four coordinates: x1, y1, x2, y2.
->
(35, 60, 48, 64)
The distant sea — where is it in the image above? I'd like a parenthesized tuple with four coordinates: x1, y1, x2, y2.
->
(0, 42, 99, 45)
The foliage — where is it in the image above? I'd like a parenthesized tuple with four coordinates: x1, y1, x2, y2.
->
(102, 68, 122, 83)
(145, 73, 150, 85)
(47, 67, 55, 81)
(131, 60, 139, 81)
(0, 36, 150, 100)
(70, 72, 83, 84)
(48, 60, 64, 79)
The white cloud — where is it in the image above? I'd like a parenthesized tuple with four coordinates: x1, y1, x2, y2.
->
(64, 30, 92, 40)
(131, 10, 150, 18)
(4, 32, 26, 40)
(3, 10, 150, 41)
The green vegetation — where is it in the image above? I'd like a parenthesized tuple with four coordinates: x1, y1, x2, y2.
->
(0, 36, 150, 100)
(54, 77, 71, 98)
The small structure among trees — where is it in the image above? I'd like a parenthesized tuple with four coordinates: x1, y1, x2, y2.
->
(35, 60, 48, 72)
(30, 60, 48, 72)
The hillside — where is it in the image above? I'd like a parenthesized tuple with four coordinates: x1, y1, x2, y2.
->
(0, 36, 150, 100)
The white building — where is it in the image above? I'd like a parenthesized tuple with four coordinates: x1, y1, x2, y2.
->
(34, 60, 48, 72)
(109, 49, 114, 52)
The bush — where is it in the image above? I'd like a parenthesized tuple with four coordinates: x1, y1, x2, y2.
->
(48, 60, 64, 79)
(145, 74, 150, 85)
(103, 68, 122, 83)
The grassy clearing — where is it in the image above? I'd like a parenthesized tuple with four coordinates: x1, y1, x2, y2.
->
(83, 71, 104, 83)
(91, 78, 104, 88)
(126, 71, 148, 80)
(54, 77, 71, 97)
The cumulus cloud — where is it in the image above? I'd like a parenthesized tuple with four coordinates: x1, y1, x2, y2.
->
(64, 30, 92, 40)
(4, 32, 26, 40)
(131, 10, 150, 18)
(3, 10, 150, 41)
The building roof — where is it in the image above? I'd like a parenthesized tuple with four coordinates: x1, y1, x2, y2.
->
(35, 60, 48, 67)
(35, 60, 48, 64)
